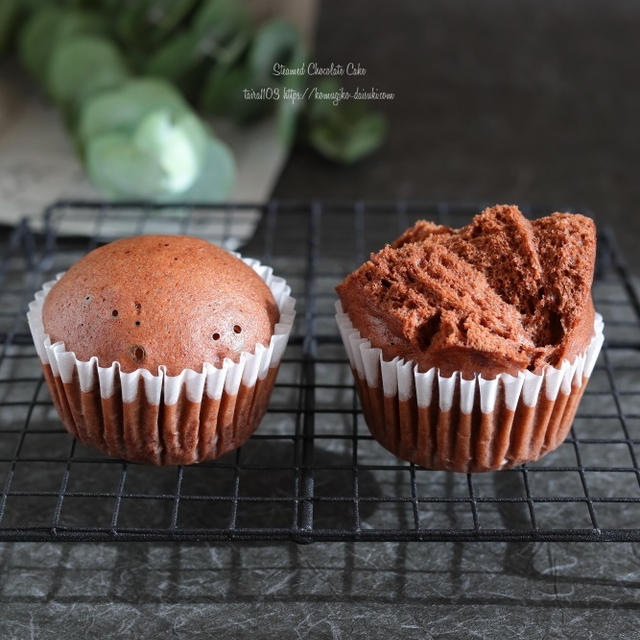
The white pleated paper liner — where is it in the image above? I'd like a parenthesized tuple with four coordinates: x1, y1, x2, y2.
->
(26, 254, 296, 466)
(335, 301, 604, 472)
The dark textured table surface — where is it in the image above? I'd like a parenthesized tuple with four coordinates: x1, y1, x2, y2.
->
(2, 2, 640, 638)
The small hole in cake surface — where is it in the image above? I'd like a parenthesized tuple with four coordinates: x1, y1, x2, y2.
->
(546, 311, 565, 346)
(85, 295, 90, 301)
(233, 325, 242, 334)
(112, 309, 119, 317)
(134, 302, 142, 312)
(417, 313, 441, 350)
(212, 332, 220, 341)
(130, 345, 146, 362)
(135, 321, 141, 326)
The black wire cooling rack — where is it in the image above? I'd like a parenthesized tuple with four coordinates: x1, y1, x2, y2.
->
(1, 200, 640, 543)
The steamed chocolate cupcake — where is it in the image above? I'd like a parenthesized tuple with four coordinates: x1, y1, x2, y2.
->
(28, 235, 296, 465)
(335, 205, 603, 472)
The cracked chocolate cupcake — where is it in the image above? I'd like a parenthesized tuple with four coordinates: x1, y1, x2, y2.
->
(27, 235, 295, 465)
(335, 205, 604, 472)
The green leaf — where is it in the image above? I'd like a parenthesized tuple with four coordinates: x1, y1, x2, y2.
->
(47, 35, 129, 111)
(304, 77, 387, 163)
(78, 77, 189, 145)
(177, 137, 235, 202)
(151, 0, 200, 42)
(308, 106, 387, 164)
(248, 18, 305, 85)
(115, 0, 199, 52)
(200, 64, 268, 122)
(0, 0, 21, 55)
(192, 0, 249, 43)
(86, 132, 168, 199)
(85, 107, 214, 200)
(133, 110, 207, 193)
(145, 0, 250, 96)
(19, 7, 62, 82)
(19, 7, 107, 84)
(144, 31, 249, 98)
(145, 31, 203, 85)
(146, 0, 200, 47)
(210, 18, 306, 135)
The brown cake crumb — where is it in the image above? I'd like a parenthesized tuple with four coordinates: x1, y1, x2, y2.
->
(336, 205, 596, 377)
(391, 220, 453, 247)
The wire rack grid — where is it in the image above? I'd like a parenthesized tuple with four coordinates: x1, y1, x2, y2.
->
(0, 200, 640, 543)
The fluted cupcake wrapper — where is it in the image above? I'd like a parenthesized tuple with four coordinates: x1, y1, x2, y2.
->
(335, 301, 604, 472)
(27, 255, 296, 466)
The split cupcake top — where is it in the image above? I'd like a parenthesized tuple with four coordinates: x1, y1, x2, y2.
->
(43, 235, 279, 375)
(335, 205, 596, 378)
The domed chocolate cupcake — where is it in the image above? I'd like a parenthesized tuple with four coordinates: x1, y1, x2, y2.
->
(28, 235, 295, 465)
(336, 205, 604, 472)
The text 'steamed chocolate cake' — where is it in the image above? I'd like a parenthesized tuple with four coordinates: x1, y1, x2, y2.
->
(28, 235, 296, 466)
(335, 205, 604, 472)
